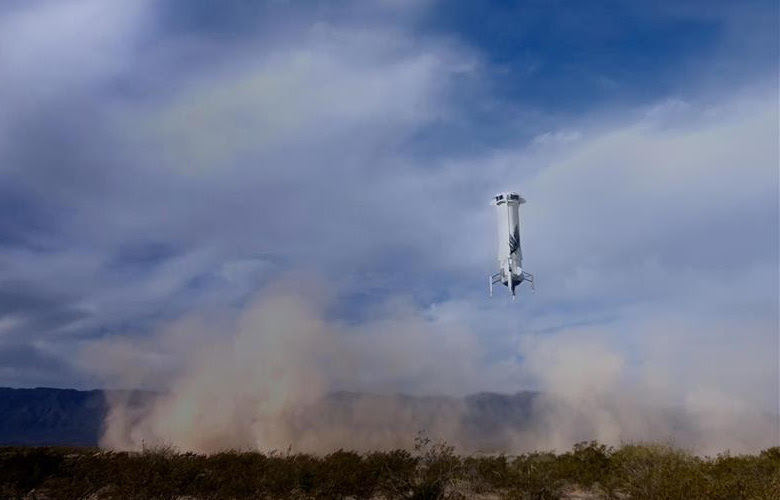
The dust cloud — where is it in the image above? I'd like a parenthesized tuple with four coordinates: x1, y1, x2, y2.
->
(84, 284, 778, 455)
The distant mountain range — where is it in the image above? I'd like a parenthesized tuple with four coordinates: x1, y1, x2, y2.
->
(0, 387, 107, 446)
(0, 387, 539, 448)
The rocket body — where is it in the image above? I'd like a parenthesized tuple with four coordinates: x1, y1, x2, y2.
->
(490, 192, 533, 297)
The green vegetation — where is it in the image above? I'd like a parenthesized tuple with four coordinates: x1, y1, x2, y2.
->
(1, 440, 778, 499)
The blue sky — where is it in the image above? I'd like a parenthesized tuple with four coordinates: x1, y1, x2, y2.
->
(0, 0, 777, 435)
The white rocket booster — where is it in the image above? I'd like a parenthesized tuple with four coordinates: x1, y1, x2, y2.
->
(490, 192, 534, 299)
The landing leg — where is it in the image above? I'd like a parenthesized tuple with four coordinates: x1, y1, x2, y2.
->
(523, 271, 535, 293)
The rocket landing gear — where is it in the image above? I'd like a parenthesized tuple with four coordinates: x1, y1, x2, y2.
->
(490, 271, 534, 299)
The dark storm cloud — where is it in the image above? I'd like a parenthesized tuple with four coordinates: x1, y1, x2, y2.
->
(0, 341, 81, 388)
(0, 187, 57, 249)
(0, 282, 67, 316)
(108, 242, 181, 270)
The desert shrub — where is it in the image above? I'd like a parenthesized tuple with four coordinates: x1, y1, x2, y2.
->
(503, 451, 566, 500)
(0, 447, 65, 499)
(702, 448, 780, 500)
(557, 440, 613, 489)
(258, 452, 319, 498)
(366, 448, 418, 498)
(365, 434, 464, 500)
(93, 447, 196, 499)
(310, 449, 377, 499)
(1, 441, 778, 499)
(602, 443, 708, 500)
(411, 435, 464, 500)
(194, 450, 268, 498)
(462, 454, 512, 492)
(43, 451, 116, 499)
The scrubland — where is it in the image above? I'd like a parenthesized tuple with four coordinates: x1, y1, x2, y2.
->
(1, 439, 778, 499)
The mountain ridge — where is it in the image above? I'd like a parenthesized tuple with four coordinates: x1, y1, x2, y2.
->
(0, 387, 539, 447)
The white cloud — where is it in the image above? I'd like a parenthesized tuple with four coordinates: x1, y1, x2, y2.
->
(140, 41, 447, 174)
(0, 0, 150, 101)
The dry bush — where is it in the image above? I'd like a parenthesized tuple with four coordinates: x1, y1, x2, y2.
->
(599, 443, 707, 499)
(1, 442, 778, 499)
(502, 451, 566, 500)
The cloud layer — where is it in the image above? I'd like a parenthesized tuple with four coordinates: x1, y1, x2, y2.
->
(0, 0, 777, 452)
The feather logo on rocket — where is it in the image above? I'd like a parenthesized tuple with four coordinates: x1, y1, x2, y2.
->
(509, 225, 520, 255)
